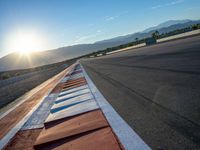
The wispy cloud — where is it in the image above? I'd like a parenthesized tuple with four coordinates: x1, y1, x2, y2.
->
(105, 15, 119, 21)
(74, 35, 92, 43)
(151, 5, 162, 9)
(88, 23, 94, 27)
(151, 0, 185, 9)
(74, 30, 103, 43)
(96, 30, 102, 33)
(169, 0, 185, 5)
(104, 10, 129, 21)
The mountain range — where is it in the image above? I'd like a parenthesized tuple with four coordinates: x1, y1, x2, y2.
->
(0, 19, 200, 71)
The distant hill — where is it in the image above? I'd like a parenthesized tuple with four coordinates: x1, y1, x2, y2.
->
(142, 19, 192, 33)
(0, 42, 121, 71)
(0, 19, 200, 71)
(96, 19, 200, 45)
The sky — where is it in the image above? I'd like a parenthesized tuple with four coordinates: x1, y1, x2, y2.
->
(0, 0, 200, 57)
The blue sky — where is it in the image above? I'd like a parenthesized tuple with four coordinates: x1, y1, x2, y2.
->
(0, 0, 200, 57)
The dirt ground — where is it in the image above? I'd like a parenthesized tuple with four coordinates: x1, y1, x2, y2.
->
(0, 64, 67, 109)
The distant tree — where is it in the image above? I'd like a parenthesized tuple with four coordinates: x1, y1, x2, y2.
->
(119, 45, 124, 49)
(128, 43, 133, 47)
(155, 30, 159, 35)
(15, 72, 20, 76)
(0, 73, 11, 80)
(192, 24, 198, 30)
(192, 24, 200, 30)
(135, 38, 139, 44)
(152, 30, 160, 39)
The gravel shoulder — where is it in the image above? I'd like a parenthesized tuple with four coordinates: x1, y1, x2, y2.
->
(0, 64, 67, 109)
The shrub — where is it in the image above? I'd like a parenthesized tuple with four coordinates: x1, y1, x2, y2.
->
(1, 73, 11, 80)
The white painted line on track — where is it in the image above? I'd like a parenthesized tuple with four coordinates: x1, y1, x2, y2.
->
(80, 63, 151, 150)
(22, 93, 58, 130)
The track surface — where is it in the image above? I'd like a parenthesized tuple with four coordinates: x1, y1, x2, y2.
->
(81, 35, 200, 150)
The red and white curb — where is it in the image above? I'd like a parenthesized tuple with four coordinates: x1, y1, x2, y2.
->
(0, 62, 151, 150)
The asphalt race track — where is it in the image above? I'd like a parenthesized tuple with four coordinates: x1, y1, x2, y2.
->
(81, 35, 200, 150)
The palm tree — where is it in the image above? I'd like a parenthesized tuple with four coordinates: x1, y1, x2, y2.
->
(152, 30, 160, 39)
(135, 38, 139, 44)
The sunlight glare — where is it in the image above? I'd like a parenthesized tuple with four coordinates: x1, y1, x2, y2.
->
(7, 30, 47, 55)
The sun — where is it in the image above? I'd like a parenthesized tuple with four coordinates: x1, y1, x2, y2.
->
(7, 30, 46, 56)
(13, 34, 37, 55)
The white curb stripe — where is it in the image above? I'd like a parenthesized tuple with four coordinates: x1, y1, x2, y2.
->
(56, 88, 90, 102)
(80, 63, 151, 150)
(45, 100, 99, 123)
(59, 85, 89, 96)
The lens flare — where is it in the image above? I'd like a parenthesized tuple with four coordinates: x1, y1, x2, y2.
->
(6, 30, 47, 56)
